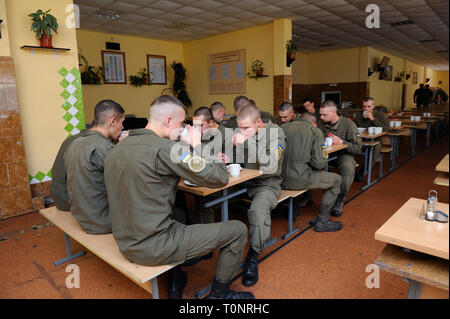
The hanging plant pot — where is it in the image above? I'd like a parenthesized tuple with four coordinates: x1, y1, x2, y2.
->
(288, 51, 296, 60)
(256, 68, 264, 76)
(40, 34, 53, 48)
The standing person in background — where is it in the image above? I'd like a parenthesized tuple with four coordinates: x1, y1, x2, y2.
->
(414, 84, 426, 108)
(424, 84, 433, 106)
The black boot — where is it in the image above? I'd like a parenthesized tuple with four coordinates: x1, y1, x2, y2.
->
(313, 213, 343, 232)
(242, 248, 259, 287)
(330, 194, 345, 217)
(354, 169, 365, 182)
(205, 278, 254, 299)
(181, 251, 213, 267)
(297, 190, 313, 208)
(167, 266, 187, 299)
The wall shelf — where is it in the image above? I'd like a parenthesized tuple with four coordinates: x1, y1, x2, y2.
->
(248, 75, 269, 79)
(21, 45, 70, 51)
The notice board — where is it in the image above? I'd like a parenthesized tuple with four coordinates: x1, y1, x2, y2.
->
(209, 49, 246, 94)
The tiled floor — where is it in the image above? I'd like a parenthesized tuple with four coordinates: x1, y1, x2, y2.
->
(0, 130, 448, 299)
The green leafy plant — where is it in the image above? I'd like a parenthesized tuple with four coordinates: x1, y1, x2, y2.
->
(28, 9, 58, 39)
(170, 61, 192, 107)
(247, 59, 264, 77)
(130, 68, 151, 87)
(286, 39, 297, 54)
(81, 65, 104, 85)
(79, 53, 103, 85)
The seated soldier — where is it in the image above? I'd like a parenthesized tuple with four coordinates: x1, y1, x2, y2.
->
(50, 126, 98, 211)
(281, 113, 343, 232)
(64, 100, 126, 234)
(104, 95, 253, 300)
(232, 105, 286, 287)
(317, 100, 362, 217)
(223, 95, 275, 128)
(210, 101, 225, 124)
(353, 97, 388, 181)
(274, 101, 301, 126)
(301, 97, 321, 122)
(192, 106, 226, 224)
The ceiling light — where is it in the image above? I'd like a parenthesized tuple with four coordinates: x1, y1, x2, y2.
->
(390, 20, 414, 26)
(166, 22, 189, 31)
(96, 8, 123, 20)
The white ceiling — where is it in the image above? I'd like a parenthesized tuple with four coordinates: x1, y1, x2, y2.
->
(74, 0, 449, 70)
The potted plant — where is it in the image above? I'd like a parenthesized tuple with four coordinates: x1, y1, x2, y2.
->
(29, 9, 58, 48)
(79, 53, 104, 84)
(170, 61, 192, 107)
(247, 59, 264, 77)
(130, 68, 150, 87)
(286, 39, 297, 60)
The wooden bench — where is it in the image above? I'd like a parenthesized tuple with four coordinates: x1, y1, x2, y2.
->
(375, 244, 449, 299)
(40, 207, 176, 299)
(434, 172, 449, 187)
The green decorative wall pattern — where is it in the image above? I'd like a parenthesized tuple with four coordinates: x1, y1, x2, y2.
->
(28, 67, 85, 185)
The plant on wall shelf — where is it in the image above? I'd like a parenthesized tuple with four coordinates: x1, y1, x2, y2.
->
(130, 68, 151, 87)
(170, 61, 192, 107)
(28, 9, 58, 48)
(286, 39, 297, 67)
(247, 59, 265, 78)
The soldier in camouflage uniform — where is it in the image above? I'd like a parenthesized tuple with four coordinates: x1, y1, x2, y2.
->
(354, 97, 389, 181)
(281, 117, 343, 232)
(64, 100, 126, 234)
(232, 105, 286, 287)
(317, 100, 363, 217)
(274, 101, 302, 126)
(104, 95, 253, 300)
(223, 95, 274, 129)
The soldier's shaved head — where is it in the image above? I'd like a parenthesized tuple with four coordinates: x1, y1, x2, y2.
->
(237, 105, 261, 123)
(92, 100, 125, 127)
(149, 95, 186, 123)
(233, 95, 251, 112)
(320, 100, 337, 111)
(301, 112, 317, 125)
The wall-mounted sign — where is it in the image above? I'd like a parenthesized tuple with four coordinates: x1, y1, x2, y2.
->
(209, 49, 245, 94)
(101, 50, 127, 84)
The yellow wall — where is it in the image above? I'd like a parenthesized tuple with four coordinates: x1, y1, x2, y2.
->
(291, 52, 308, 84)
(183, 23, 274, 116)
(76, 30, 183, 124)
(295, 47, 368, 84)
(0, 0, 10, 56)
(6, 0, 80, 179)
(368, 47, 404, 110)
(425, 68, 439, 87)
(273, 18, 292, 76)
(438, 71, 449, 94)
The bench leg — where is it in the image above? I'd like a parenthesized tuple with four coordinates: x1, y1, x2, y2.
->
(54, 233, 86, 266)
(282, 197, 299, 240)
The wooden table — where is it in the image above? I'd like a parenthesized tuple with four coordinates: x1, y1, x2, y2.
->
(375, 197, 449, 260)
(178, 168, 262, 221)
(324, 143, 348, 171)
(434, 154, 449, 187)
(374, 197, 449, 299)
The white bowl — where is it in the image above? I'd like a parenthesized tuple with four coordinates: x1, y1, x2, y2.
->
(357, 127, 366, 134)
(415, 116, 421, 121)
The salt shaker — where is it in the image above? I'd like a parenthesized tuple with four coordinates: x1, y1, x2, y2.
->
(425, 190, 438, 221)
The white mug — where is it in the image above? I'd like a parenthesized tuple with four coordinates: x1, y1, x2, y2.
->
(376, 127, 382, 134)
(395, 121, 401, 128)
(415, 116, 421, 121)
(389, 121, 395, 127)
(410, 116, 415, 121)
(368, 127, 375, 135)
(325, 137, 333, 147)
(228, 164, 242, 177)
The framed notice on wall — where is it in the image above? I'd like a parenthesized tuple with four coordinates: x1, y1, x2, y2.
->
(209, 49, 245, 94)
(147, 54, 167, 85)
(101, 50, 127, 84)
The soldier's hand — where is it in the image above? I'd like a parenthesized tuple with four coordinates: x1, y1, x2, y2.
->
(180, 124, 201, 148)
(217, 152, 230, 164)
(232, 133, 248, 145)
(331, 134, 343, 145)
